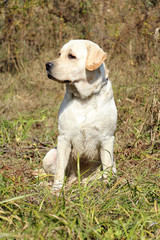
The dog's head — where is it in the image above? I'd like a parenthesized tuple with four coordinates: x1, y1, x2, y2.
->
(46, 40, 107, 84)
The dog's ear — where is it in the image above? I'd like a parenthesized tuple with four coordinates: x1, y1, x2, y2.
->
(86, 42, 107, 71)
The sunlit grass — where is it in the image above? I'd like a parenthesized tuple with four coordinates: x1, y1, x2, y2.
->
(0, 65, 159, 239)
(0, 30, 159, 240)
(0, 163, 159, 239)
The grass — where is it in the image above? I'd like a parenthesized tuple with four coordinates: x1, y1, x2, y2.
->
(0, 59, 159, 239)
(0, 1, 160, 237)
(0, 161, 159, 239)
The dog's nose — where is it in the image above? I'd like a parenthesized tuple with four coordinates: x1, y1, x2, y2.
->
(46, 62, 54, 71)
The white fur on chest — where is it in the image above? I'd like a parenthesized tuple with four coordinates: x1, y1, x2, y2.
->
(58, 80, 117, 160)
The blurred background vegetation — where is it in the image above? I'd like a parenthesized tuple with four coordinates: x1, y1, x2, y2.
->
(0, 0, 159, 72)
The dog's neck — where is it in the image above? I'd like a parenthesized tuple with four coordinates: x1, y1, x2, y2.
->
(66, 75, 108, 99)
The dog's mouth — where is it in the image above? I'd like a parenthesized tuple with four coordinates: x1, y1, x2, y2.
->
(47, 73, 71, 84)
(64, 80, 72, 84)
(47, 73, 54, 80)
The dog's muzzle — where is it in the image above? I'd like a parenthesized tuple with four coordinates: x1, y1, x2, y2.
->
(45, 62, 71, 84)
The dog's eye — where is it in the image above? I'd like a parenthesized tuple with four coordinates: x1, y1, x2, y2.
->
(68, 54, 76, 59)
(59, 53, 61, 56)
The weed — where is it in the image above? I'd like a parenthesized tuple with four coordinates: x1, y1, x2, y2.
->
(0, 0, 160, 239)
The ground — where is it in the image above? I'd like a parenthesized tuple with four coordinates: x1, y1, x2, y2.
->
(0, 0, 160, 238)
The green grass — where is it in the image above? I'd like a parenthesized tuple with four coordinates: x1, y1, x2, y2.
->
(0, 9, 159, 237)
(0, 163, 159, 239)
(0, 111, 53, 145)
(0, 106, 159, 239)
(0, 61, 159, 238)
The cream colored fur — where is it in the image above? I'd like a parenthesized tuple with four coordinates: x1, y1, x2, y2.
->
(43, 40, 117, 192)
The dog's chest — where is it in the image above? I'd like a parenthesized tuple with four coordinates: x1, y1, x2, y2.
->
(76, 107, 99, 142)
(71, 110, 100, 160)
(59, 97, 104, 159)
(72, 97, 100, 130)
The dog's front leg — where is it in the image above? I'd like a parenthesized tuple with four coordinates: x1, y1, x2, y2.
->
(52, 135, 71, 191)
(100, 136, 116, 179)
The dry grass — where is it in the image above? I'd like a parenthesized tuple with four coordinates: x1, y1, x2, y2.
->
(0, 0, 160, 239)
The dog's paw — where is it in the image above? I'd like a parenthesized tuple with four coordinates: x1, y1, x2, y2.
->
(51, 181, 63, 195)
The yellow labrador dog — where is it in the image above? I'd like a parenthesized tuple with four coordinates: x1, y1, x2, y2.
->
(43, 40, 117, 191)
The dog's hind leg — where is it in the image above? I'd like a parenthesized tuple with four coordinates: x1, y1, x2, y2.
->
(43, 148, 57, 175)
